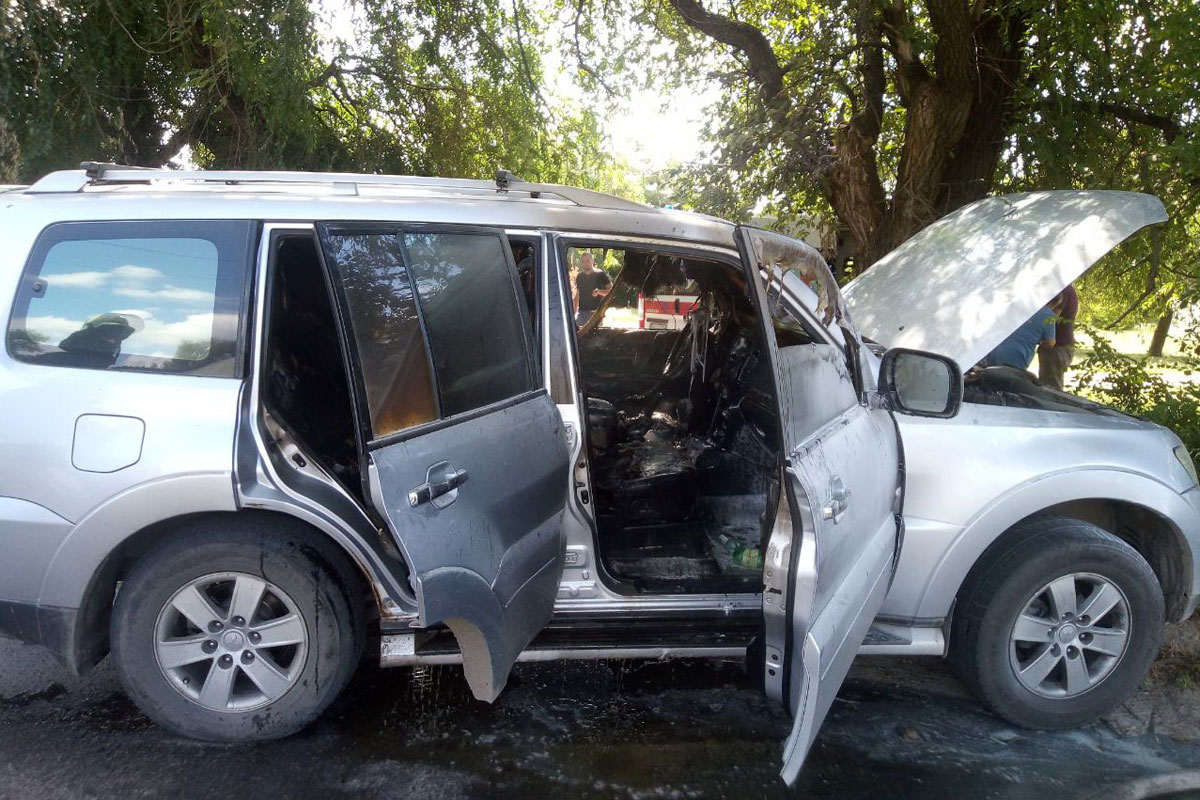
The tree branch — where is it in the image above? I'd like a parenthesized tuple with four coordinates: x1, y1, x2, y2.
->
(667, 0, 784, 102)
(511, 0, 550, 110)
(1107, 234, 1162, 327)
(926, 0, 975, 89)
(1063, 99, 1183, 144)
(881, 0, 928, 104)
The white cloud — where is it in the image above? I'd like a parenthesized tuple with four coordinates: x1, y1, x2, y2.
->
(111, 265, 165, 283)
(114, 286, 215, 304)
(46, 271, 111, 288)
(25, 314, 85, 343)
(110, 308, 155, 321)
(24, 311, 223, 359)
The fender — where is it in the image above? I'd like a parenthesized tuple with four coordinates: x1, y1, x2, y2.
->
(36, 467, 421, 673)
(38, 472, 237, 609)
(909, 468, 1200, 623)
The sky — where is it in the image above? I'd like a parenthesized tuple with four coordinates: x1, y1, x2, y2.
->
(550, 60, 718, 173)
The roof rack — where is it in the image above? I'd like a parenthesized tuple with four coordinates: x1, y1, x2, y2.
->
(23, 162, 650, 212)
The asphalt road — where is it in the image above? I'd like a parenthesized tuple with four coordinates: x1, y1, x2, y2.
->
(2, 637, 1199, 799)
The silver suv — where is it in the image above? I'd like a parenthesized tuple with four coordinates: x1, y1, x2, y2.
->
(0, 166, 1192, 785)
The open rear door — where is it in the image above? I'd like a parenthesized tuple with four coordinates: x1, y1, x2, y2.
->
(738, 227, 902, 783)
(316, 224, 569, 702)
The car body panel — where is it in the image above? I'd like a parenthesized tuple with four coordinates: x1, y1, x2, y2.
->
(842, 191, 1167, 369)
(362, 394, 569, 701)
(0, 205, 248, 641)
(882, 402, 1200, 624)
(0, 360, 242, 527)
(236, 224, 421, 617)
(0, 497, 73, 604)
(3, 187, 740, 253)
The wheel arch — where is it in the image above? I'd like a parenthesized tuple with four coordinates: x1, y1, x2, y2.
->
(49, 506, 381, 674)
(916, 469, 1198, 628)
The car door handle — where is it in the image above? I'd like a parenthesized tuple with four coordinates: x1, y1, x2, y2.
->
(821, 498, 849, 521)
(822, 478, 851, 523)
(408, 463, 469, 507)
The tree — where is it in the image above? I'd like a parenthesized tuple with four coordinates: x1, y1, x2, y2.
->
(1000, 0, 1200, 353)
(0, 0, 341, 175)
(621, 0, 1032, 271)
(572, 0, 1199, 277)
(0, 0, 628, 189)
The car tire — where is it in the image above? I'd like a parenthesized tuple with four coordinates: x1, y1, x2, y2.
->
(949, 516, 1164, 729)
(110, 514, 365, 742)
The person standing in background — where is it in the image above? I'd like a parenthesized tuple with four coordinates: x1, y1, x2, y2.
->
(1039, 284, 1078, 390)
(574, 251, 611, 327)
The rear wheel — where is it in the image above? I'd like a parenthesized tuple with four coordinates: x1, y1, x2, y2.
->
(950, 516, 1164, 729)
(110, 515, 364, 741)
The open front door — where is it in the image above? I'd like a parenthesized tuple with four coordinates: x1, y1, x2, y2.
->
(316, 224, 569, 702)
(738, 227, 902, 783)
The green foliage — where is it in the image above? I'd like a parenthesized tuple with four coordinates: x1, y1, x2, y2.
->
(1074, 328, 1200, 460)
(0, 0, 629, 192)
(995, 0, 1200, 333)
(172, 339, 212, 362)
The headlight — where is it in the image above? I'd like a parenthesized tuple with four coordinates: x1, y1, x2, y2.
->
(1174, 445, 1198, 487)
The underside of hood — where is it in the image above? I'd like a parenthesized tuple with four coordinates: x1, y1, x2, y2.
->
(841, 191, 1167, 369)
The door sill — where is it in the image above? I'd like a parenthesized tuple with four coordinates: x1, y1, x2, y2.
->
(855, 622, 945, 656)
(381, 615, 757, 667)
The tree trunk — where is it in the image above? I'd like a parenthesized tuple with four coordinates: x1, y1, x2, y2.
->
(1148, 308, 1173, 357)
(831, 0, 1028, 272)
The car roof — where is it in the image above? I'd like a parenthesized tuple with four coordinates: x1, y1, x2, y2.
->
(7, 166, 738, 249)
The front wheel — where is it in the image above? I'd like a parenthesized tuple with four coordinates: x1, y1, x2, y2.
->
(950, 516, 1164, 729)
(110, 515, 364, 741)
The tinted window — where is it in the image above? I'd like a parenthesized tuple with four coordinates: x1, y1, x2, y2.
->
(323, 232, 438, 437)
(7, 221, 251, 376)
(404, 232, 534, 417)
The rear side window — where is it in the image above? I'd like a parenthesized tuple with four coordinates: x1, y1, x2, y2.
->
(320, 227, 536, 440)
(323, 232, 439, 437)
(404, 232, 534, 417)
(7, 220, 253, 376)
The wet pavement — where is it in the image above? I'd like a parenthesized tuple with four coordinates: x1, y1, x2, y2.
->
(1, 637, 1199, 799)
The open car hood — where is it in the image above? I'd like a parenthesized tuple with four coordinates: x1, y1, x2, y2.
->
(841, 191, 1167, 369)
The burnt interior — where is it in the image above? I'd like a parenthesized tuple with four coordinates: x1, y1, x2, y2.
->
(576, 251, 783, 594)
(264, 235, 361, 496)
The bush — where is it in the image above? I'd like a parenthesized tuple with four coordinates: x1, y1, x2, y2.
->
(1073, 328, 1200, 461)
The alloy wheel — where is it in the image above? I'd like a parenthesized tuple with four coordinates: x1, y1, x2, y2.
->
(153, 572, 308, 712)
(1008, 571, 1131, 699)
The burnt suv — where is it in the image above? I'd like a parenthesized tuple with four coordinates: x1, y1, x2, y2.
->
(2, 165, 1174, 785)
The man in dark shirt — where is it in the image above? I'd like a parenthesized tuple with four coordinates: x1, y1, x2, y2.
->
(1038, 284, 1078, 390)
(574, 252, 611, 327)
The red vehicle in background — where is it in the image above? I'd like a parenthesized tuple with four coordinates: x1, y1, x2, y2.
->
(637, 280, 699, 330)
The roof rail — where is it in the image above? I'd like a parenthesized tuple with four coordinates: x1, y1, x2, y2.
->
(23, 163, 650, 212)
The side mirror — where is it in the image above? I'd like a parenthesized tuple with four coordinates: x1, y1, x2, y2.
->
(879, 348, 963, 418)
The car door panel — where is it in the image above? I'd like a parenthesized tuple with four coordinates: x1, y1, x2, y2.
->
(738, 226, 900, 783)
(316, 223, 569, 703)
(366, 393, 566, 609)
